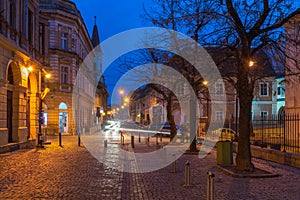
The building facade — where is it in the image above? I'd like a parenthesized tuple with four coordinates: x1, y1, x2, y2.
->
(0, 0, 43, 146)
(285, 14, 300, 115)
(128, 49, 282, 132)
(0, 0, 108, 147)
(39, 0, 108, 135)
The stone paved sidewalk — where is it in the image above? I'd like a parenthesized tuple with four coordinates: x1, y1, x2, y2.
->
(0, 136, 299, 200)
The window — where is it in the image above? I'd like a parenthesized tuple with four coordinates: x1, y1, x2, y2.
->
(260, 111, 268, 120)
(28, 10, 33, 45)
(259, 83, 269, 96)
(61, 33, 68, 50)
(61, 66, 69, 84)
(215, 82, 224, 95)
(216, 111, 224, 121)
(9, 0, 16, 28)
(277, 87, 285, 96)
(59, 102, 68, 110)
(39, 24, 45, 54)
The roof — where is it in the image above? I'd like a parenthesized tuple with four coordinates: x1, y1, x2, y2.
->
(206, 47, 277, 78)
(91, 16, 100, 47)
(39, 0, 78, 16)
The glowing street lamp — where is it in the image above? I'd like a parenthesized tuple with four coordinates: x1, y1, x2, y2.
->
(119, 88, 125, 95)
(249, 60, 255, 67)
(28, 66, 33, 72)
(124, 97, 129, 103)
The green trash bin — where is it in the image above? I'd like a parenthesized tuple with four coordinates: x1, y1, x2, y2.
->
(217, 140, 233, 165)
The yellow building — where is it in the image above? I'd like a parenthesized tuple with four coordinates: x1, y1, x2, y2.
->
(0, 0, 44, 146)
(0, 0, 108, 148)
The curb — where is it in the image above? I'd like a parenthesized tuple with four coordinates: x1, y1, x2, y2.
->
(216, 165, 280, 178)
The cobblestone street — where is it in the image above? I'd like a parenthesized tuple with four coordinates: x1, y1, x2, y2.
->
(0, 136, 300, 200)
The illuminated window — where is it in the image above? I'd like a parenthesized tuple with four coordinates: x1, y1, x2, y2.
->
(216, 111, 224, 121)
(215, 82, 224, 96)
(259, 83, 269, 96)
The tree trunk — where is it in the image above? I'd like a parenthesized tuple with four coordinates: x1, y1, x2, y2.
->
(166, 98, 177, 140)
(235, 65, 254, 171)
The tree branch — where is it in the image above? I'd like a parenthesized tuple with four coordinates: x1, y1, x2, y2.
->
(260, 8, 300, 33)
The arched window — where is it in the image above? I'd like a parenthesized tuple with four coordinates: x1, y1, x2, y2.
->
(59, 102, 67, 110)
(8, 66, 14, 84)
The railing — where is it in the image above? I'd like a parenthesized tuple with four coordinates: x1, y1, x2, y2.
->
(251, 114, 300, 154)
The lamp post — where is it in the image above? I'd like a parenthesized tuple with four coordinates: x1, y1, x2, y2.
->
(202, 80, 209, 119)
(37, 69, 51, 148)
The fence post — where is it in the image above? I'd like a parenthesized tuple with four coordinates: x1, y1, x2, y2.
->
(59, 132, 62, 147)
(131, 135, 134, 148)
(283, 114, 286, 152)
(78, 133, 81, 147)
(207, 171, 215, 200)
(261, 116, 264, 148)
(139, 133, 141, 143)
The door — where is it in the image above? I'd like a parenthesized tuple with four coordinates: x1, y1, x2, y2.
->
(7, 91, 13, 142)
(59, 112, 68, 133)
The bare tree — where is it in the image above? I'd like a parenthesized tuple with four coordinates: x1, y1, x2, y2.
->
(117, 49, 183, 141)
(144, 0, 300, 171)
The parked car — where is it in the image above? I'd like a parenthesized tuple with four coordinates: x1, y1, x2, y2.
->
(212, 128, 238, 141)
(149, 122, 181, 137)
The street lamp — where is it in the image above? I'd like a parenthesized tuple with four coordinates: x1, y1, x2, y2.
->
(202, 80, 209, 119)
(249, 60, 255, 67)
(37, 68, 51, 148)
(119, 88, 125, 95)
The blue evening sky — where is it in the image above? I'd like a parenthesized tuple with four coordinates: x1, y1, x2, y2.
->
(73, 0, 151, 41)
(72, 0, 152, 104)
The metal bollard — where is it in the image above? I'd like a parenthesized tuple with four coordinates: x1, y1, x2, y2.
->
(139, 133, 141, 143)
(131, 135, 134, 148)
(58, 132, 61, 146)
(184, 161, 191, 186)
(156, 134, 159, 145)
(160, 134, 162, 142)
(78, 134, 81, 147)
(207, 171, 215, 200)
(120, 133, 125, 145)
(104, 140, 108, 148)
(171, 153, 177, 173)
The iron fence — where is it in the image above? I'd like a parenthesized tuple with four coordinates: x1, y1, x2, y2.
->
(251, 114, 300, 154)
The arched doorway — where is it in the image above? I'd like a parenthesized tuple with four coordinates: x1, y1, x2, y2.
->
(6, 62, 22, 143)
(27, 72, 38, 139)
(59, 102, 68, 133)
